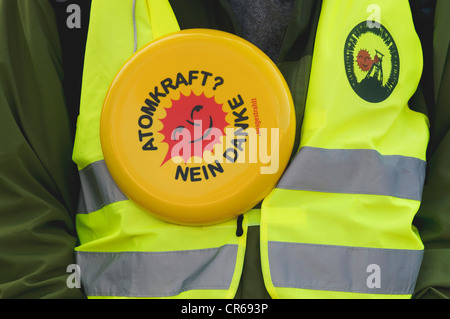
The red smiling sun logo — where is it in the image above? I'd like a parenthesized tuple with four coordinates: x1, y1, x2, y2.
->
(356, 49, 380, 72)
(159, 92, 230, 165)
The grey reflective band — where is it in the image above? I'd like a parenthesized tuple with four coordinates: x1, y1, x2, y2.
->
(76, 245, 238, 297)
(268, 241, 423, 295)
(277, 147, 426, 201)
(77, 160, 128, 214)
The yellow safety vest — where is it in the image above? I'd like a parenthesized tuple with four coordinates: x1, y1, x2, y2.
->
(74, 0, 249, 299)
(261, 0, 429, 298)
(74, 0, 428, 299)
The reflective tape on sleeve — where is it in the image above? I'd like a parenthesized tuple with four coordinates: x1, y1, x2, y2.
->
(268, 241, 423, 295)
(277, 147, 426, 201)
(77, 160, 128, 214)
(75, 244, 238, 297)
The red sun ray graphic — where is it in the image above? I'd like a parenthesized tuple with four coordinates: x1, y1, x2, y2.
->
(159, 92, 230, 166)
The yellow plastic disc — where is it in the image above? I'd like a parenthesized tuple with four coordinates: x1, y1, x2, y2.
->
(101, 29, 295, 225)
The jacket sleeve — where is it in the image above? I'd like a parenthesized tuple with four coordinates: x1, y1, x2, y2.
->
(413, 0, 450, 299)
(0, 0, 85, 298)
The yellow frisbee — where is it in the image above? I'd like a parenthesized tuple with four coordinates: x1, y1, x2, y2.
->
(101, 29, 295, 225)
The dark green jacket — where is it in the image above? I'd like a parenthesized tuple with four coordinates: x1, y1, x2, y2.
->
(0, 0, 448, 299)
(0, 0, 83, 298)
(410, 0, 450, 299)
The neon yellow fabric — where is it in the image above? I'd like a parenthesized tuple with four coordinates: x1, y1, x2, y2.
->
(74, 0, 429, 300)
(73, 0, 156, 169)
(73, 0, 245, 299)
(261, 0, 429, 299)
(76, 200, 247, 299)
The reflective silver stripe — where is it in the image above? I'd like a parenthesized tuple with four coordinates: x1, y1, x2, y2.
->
(277, 147, 426, 201)
(268, 241, 423, 295)
(77, 160, 128, 214)
(76, 245, 238, 297)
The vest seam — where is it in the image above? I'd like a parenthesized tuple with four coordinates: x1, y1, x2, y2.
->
(75, 244, 240, 255)
(270, 282, 414, 295)
(267, 240, 425, 253)
(85, 285, 232, 298)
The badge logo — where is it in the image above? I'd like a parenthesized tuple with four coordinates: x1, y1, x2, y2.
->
(159, 91, 229, 166)
(100, 30, 296, 225)
(344, 21, 400, 103)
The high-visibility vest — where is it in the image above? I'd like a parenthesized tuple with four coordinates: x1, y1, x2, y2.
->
(261, 0, 429, 298)
(74, 0, 428, 299)
(73, 0, 251, 299)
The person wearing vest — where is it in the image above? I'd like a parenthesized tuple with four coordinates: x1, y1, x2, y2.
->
(0, 0, 449, 299)
(72, 0, 433, 299)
